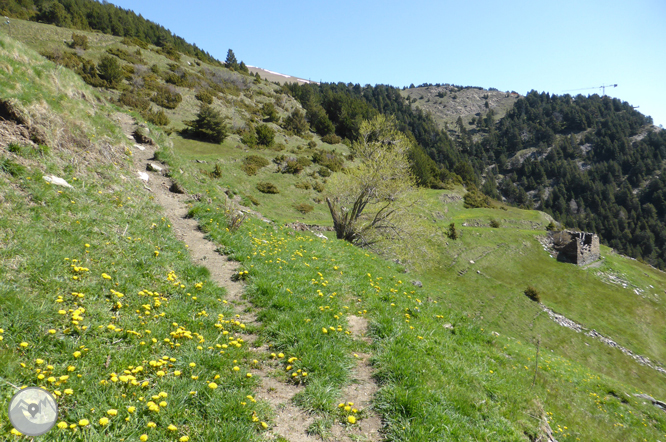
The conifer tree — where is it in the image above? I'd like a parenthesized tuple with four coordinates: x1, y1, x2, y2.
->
(225, 49, 238, 70)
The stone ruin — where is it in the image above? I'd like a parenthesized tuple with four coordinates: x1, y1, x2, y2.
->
(550, 230, 600, 266)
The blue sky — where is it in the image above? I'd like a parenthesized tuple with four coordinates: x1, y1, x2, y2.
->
(108, 0, 665, 126)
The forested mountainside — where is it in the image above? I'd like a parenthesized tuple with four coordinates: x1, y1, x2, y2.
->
(285, 82, 666, 269)
(477, 91, 666, 268)
(0, 0, 220, 64)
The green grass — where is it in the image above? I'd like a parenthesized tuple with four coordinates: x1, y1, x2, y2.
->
(0, 35, 269, 441)
(4, 19, 666, 441)
(180, 197, 666, 441)
(159, 133, 350, 225)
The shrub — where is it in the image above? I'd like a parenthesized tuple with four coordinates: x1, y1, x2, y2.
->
(245, 194, 260, 206)
(107, 47, 144, 64)
(240, 129, 258, 148)
(121, 36, 149, 49)
(210, 163, 223, 178)
(312, 150, 344, 172)
(142, 108, 170, 126)
(241, 163, 258, 176)
(317, 167, 331, 177)
(245, 154, 269, 168)
(546, 221, 557, 231)
(321, 133, 342, 144)
(313, 181, 325, 193)
(97, 55, 124, 87)
(307, 140, 317, 149)
(70, 33, 88, 50)
(195, 90, 214, 104)
(256, 124, 275, 146)
(283, 108, 309, 135)
(294, 203, 314, 214)
(295, 181, 311, 190)
(151, 85, 182, 109)
(274, 155, 311, 174)
(118, 91, 151, 111)
(185, 103, 228, 143)
(489, 219, 501, 228)
(241, 155, 269, 176)
(447, 222, 459, 240)
(261, 102, 280, 123)
(524, 286, 540, 303)
(463, 186, 491, 208)
(257, 182, 279, 194)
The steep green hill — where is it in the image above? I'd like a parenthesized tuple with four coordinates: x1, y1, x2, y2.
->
(2, 15, 666, 442)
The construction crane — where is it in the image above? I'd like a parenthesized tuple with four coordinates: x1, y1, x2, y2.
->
(563, 83, 618, 96)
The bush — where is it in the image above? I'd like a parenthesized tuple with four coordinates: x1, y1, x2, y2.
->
(307, 140, 317, 149)
(241, 163, 257, 176)
(70, 33, 88, 50)
(195, 90, 214, 105)
(240, 129, 258, 148)
(121, 37, 149, 49)
(463, 186, 491, 208)
(546, 221, 557, 231)
(97, 55, 124, 87)
(142, 108, 170, 126)
(210, 163, 223, 178)
(294, 203, 314, 214)
(245, 194, 260, 206)
(274, 155, 311, 174)
(447, 222, 459, 240)
(312, 150, 344, 172)
(261, 102, 280, 123)
(241, 155, 269, 176)
(151, 85, 182, 109)
(524, 286, 540, 302)
(321, 133, 342, 144)
(256, 124, 275, 146)
(257, 182, 279, 194)
(317, 167, 331, 177)
(185, 103, 228, 143)
(245, 155, 270, 168)
(118, 91, 151, 111)
(313, 181, 325, 193)
(489, 219, 501, 228)
(283, 108, 309, 135)
(295, 181, 311, 190)
(107, 47, 144, 64)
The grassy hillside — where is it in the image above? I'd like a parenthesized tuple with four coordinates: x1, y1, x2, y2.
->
(158, 139, 666, 440)
(0, 34, 268, 441)
(2, 19, 666, 442)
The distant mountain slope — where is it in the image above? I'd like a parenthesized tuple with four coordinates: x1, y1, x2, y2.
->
(475, 91, 666, 268)
(246, 65, 316, 85)
(402, 84, 521, 140)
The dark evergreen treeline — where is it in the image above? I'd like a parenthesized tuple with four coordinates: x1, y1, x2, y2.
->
(0, 0, 221, 64)
(283, 82, 475, 187)
(477, 91, 666, 268)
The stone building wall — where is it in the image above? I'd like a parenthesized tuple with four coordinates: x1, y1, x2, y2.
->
(551, 230, 600, 265)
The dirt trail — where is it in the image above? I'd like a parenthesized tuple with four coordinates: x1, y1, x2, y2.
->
(333, 315, 382, 442)
(122, 119, 383, 441)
